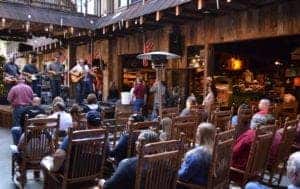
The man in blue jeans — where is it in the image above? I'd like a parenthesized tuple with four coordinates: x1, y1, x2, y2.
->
(133, 78, 145, 113)
(70, 59, 94, 104)
(7, 77, 33, 127)
(47, 52, 64, 99)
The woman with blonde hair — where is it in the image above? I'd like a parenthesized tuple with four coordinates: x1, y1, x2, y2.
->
(178, 122, 215, 186)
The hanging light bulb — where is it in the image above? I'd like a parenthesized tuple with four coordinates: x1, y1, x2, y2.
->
(216, 0, 220, 9)
(60, 18, 63, 27)
(226, 0, 231, 2)
(25, 21, 30, 32)
(63, 30, 67, 38)
(175, 6, 180, 16)
(125, 21, 129, 28)
(1, 18, 6, 28)
(54, 43, 57, 48)
(70, 27, 74, 35)
(112, 24, 116, 31)
(139, 16, 143, 25)
(102, 27, 106, 35)
(156, 11, 160, 21)
(49, 24, 53, 32)
(118, 22, 122, 30)
(198, 0, 203, 10)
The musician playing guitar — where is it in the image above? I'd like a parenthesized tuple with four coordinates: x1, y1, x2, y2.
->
(22, 54, 41, 97)
(47, 52, 65, 99)
(4, 54, 19, 93)
(70, 58, 94, 104)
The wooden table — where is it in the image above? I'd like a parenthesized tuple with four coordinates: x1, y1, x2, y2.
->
(0, 105, 13, 128)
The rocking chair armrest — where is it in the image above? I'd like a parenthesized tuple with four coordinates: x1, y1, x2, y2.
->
(230, 166, 245, 174)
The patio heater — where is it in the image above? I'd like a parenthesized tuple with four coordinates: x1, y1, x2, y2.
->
(137, 51, 180, 118)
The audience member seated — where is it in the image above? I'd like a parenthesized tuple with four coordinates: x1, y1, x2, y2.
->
(70, 104, 82, 127)
(250, 99, 274, 129)
(99, 130, 159, 189)
(11, 97, 45, 145)
(231, 103, 250, 127)
(45, 110, 102, 172)
(159, 117, 172, 141)
(180, 95, 197, 117)
(231, 123, 281, 180)
(245, 152, 300, 189)
(109, 114, 145, 164)
(177, 122, 215, 186)
(48, 102, 72, 137)
(82, 93, 101, 113)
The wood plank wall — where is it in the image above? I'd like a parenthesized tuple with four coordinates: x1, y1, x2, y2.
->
(74, 0, 300, 100)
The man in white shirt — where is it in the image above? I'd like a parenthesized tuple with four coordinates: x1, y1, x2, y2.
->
(48, 102, 72, 136)
(70, 59, 94, 104)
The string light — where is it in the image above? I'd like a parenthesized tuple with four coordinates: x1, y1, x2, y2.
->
(175, 6, 180, 16)
(139, 16, 143, 25)
(1, 18, 6, 28)
(125, 21, 129, 28)
(70, 27, 74, 35)
(227, 0, 231, 2)
(198, 0, 203, 10)
(156, 11, 160, 21)
(25, 21, 30, 32)
(216, 0, 220, 9)
(112, 24, 116, 31)
(60, 18, 63, 27)
(102, 27, 106, 35)
(49, 24, 53, 32)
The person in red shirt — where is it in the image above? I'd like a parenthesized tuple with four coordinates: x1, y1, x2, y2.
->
(230, 127, 282, 182)
(133, 77, 145, 113)
(7, 77, 33, 127)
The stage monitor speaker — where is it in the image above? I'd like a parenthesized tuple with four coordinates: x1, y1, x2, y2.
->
(18, 43, 33, 52)
(169, 33, 184, 56)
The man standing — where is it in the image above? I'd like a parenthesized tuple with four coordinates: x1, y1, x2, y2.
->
(11, 97, 45, 145)
(47, 52, 64, 99)
(70, 59, 94, 104)
(22, 54, 41, 97)
(7, 77, 33, 127)
(150, 79, 166, 119)
(133, 78, 145, 113)
(4, 54, 20, 100)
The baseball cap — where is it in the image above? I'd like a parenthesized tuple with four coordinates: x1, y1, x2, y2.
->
(86, 110, 101, 126)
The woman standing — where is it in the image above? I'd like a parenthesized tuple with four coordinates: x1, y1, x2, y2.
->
(133, 78, 145, 113)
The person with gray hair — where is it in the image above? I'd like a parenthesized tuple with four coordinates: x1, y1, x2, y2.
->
(250, 98, 274, 129)
(180, 95, 197, 117)
(99, 130, 159, 189)
(48, 101, 72, 136)
(245, 152, 300, 189)
(178, 122, 215, 185)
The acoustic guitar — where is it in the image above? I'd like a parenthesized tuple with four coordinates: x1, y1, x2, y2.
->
(22, 72, 41, 83)
(4, 74, 18, 85)
(70, 72, 84, 83)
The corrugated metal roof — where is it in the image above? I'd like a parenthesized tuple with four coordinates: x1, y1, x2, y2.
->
(95, 0, 192, 29)
(0, 1, 96, 29)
